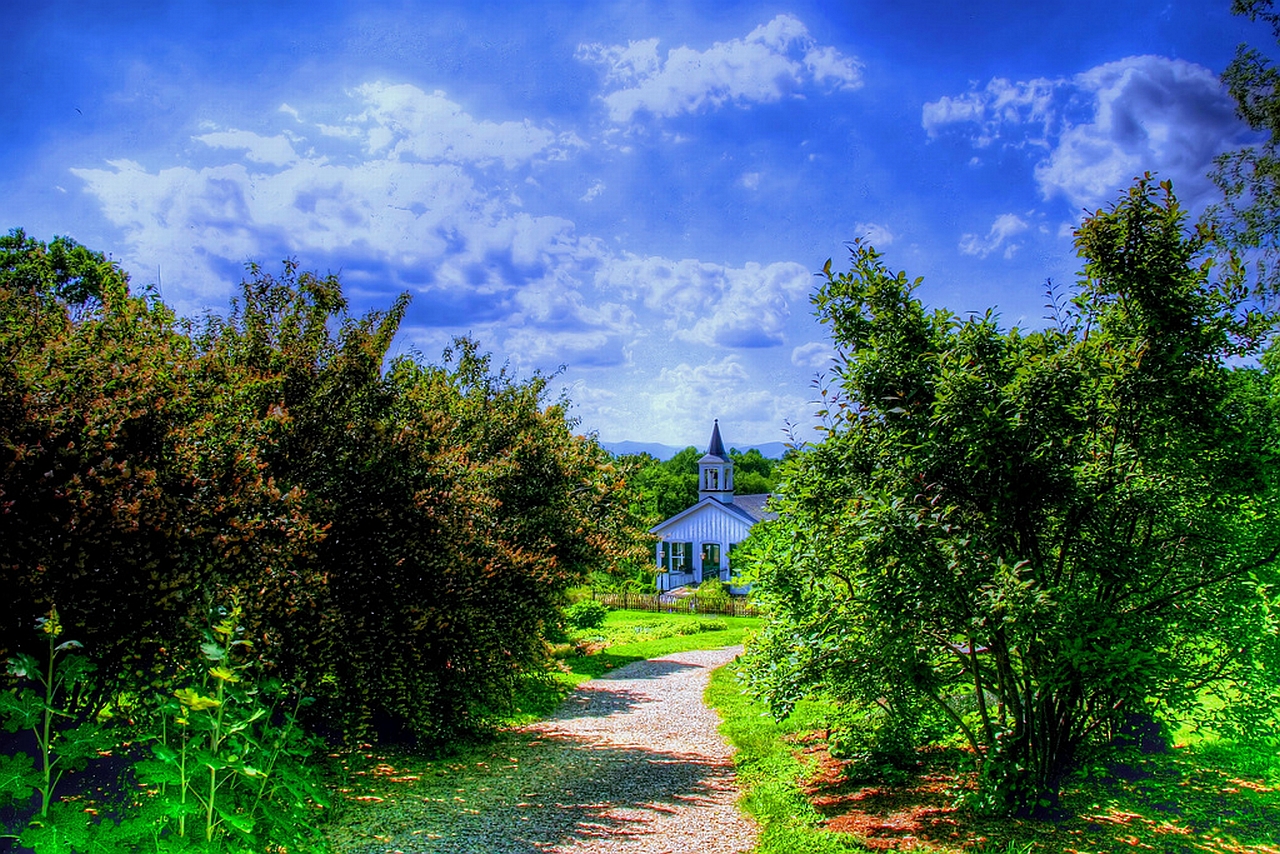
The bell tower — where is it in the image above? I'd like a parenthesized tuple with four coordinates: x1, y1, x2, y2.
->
(698, 420, 734, 504)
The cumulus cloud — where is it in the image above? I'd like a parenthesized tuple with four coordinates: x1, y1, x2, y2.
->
(577, 14, 862, 123)
(791, 341, 837, 368)
(854, 221, 895, 247)
(71, 84, 598, 318)
(923, 55, 1250, 210)
(637, 356, 812, 445)
(923, 76, 1060, 147)
(595, 255, 811, 348)
(71, 77, 815, 408)
(195, 130, 300, 166)
(352, 82, 584, 168)
(959, 213, 1030, 259)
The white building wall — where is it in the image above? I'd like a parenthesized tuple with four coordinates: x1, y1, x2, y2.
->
(653, 503, 754, 591)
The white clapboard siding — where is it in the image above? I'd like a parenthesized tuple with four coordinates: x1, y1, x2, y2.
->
(655, 504, 754, 546)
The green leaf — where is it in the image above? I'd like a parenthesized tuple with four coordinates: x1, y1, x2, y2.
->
(0, 751, 40, 804)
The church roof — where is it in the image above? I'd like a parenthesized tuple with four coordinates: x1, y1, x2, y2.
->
(731, 493, 776, 523)
(648, 493, 775, 534)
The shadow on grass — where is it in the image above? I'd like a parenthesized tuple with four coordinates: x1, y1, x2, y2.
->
(328, 734, 733, 853)
(799, 741, 1280, 853)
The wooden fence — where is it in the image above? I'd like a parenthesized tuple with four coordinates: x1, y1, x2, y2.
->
(593, 591, 762, 618)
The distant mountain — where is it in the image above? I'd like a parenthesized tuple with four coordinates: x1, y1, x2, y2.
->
(601, 439, 791, 461)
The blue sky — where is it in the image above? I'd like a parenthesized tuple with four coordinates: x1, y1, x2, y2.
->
(4, 1, 1264, 445)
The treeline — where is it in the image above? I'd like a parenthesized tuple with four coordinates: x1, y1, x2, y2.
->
(0, 230, 649, 745)
(624, 445, 781, 522)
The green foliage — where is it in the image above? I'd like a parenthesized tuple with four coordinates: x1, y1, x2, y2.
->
(706, 667, 873, 854)
(1, 604, 329, 853)
(693, 579, 731, 608)
(2, 234, 650, 748)
(132, 601, 328, 852)
(622, 445, 781, 527)
(624, 448, 701, 522)
(1, 608, 105, 822)
(1208, 0, 1280, 292)
(740, 178, 1280, 815)
(564, 600, 610, 630)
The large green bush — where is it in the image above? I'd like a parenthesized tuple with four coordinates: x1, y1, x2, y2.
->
(0, 234, 650, 746)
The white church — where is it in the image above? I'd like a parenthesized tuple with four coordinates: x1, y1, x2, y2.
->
(650, 421, 774, 594)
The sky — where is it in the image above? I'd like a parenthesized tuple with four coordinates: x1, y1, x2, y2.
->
(3, 0, 1268, 446)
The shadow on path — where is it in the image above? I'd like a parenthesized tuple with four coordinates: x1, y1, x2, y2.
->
(331, 735, 734, 853)
(329, 650, 746, 854)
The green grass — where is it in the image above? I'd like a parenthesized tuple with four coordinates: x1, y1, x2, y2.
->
(706, 666, 875, 853)
(708, 663, 1280, 854)
(504, 609, 761, 723)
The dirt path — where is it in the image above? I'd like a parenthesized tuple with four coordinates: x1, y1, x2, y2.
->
(331, 647, 757, 854)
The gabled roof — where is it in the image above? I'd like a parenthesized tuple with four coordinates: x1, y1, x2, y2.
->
(648, 493, 774, 535)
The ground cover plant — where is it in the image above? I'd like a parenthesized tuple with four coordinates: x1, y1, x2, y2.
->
(0, 604, 330, 853)
(710, 665, 1280, 854)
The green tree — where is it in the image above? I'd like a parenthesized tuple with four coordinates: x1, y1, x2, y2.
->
(0, 232, 314, 707)
(740, 179, 1280, 815)
(194, 263, 647, 742)
(1208, 0, 1280, 291)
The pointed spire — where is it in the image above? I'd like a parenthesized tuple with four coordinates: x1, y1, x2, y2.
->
(707, 419, 726, 458)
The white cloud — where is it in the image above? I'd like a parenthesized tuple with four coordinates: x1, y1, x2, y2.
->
(578, 14, 862, 123)
(959, 213, 1029, 259)
(1036, 57, 1242, 210)
(854, 221, 895, 247)
(923, 76, 1059, 147)
(791, 341, 837, 368)
(194, 130, 300, 167)
(71, 84, 601, 319)
(923, 56, 1250, 210)
(595, 255, 811, 348)
(740, 172, 761, 190)
(580, 180, 606, 202)
(351, 82, 583, 168)
(71, 78, 811, 402)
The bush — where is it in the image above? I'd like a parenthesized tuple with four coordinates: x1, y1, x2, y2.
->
(564, 600, 609, 630)
(678, 618, 728, 635)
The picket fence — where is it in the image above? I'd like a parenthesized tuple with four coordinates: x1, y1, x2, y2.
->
(592, 591, 762, 618)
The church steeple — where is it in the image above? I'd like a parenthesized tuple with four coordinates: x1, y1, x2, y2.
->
(699, 420, 734, 504)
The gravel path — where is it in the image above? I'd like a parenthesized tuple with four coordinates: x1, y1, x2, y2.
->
(332, 646, 757, 854)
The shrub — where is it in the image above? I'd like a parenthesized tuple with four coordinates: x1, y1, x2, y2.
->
(564, 600, 609, 630)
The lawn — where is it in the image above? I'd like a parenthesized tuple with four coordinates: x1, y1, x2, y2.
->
(503, 608, 761, 724)
(707, 665, 1280, 854)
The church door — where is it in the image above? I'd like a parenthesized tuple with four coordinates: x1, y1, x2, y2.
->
(701, 543, 721, 583)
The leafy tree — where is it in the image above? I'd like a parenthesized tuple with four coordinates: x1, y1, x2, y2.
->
(625, 447, 700, 522)
(740, 179, 1280, 815)
(729, 447, 777, 495)
(623, 444, 779, 525)
(194, 264, 647, 743)
(1209, 0, 1280, 291)
(0, 231, 312, 707)
(2, 239, 648, 746)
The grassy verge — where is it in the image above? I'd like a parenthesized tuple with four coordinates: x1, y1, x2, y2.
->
(706, 666, 875, 854)
(504, 609, 761, 724)
(708, 661, 1280, 854)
